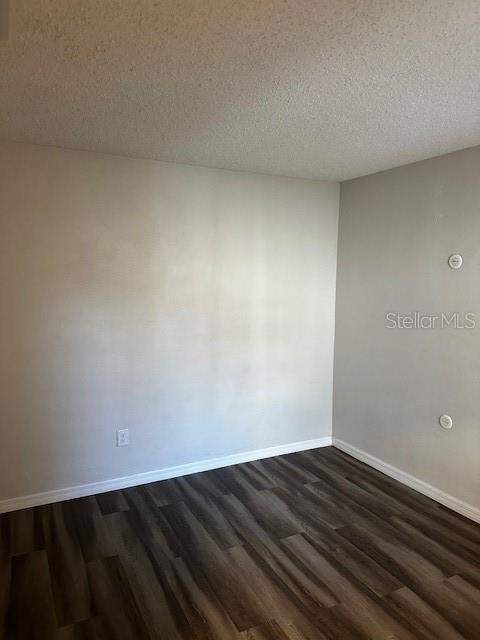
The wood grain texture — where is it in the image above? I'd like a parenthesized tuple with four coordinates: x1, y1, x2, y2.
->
(1, 446, 479, 639)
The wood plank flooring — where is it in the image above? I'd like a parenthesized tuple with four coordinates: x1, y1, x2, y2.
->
(1, 446, 480, 639)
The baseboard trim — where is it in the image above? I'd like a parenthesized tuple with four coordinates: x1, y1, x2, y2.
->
(0, 436, 332, 514)
(333, 438, 480, 524)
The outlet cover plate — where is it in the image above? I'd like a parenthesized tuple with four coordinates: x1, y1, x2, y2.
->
(116, 428, 130, 447)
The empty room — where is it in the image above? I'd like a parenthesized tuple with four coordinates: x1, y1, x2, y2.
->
(1, 1, 479, 639)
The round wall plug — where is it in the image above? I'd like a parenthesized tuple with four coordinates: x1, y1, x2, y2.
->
(439, 414, 453, 430)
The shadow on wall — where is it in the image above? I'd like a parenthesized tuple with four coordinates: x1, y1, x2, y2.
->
(0, 142, 338, 499)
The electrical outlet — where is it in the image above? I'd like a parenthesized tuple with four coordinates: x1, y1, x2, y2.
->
(116, 428, 129, 447)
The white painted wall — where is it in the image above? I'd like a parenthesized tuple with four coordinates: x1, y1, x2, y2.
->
(0, 141, 339, 501)
(334, 146, 480, 511)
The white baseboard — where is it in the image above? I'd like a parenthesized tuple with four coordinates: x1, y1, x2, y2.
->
(333, 438, 480, 525)
(0, 436, 332, 514)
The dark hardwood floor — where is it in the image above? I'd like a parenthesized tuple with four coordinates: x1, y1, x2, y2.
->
(1, 446, 480, 639)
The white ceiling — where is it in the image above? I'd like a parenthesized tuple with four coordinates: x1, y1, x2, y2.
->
(1, 1, 479, 181)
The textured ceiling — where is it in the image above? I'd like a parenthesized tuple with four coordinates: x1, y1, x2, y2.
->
(1, 1, 479, 181)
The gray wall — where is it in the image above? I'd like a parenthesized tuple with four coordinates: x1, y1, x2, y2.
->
(334, 146, 480, 509)
(0, 142, 339, 500)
